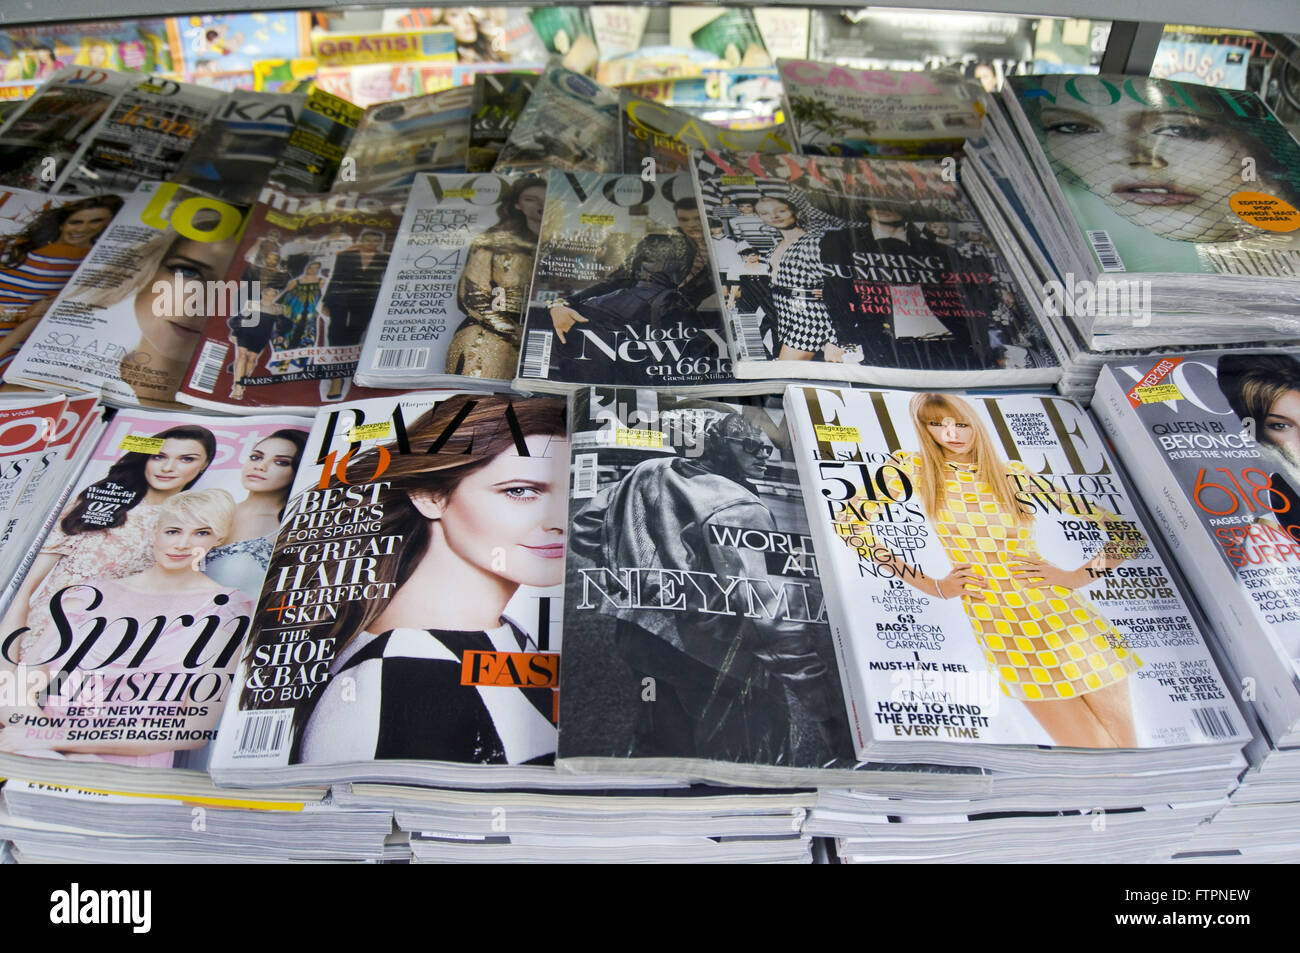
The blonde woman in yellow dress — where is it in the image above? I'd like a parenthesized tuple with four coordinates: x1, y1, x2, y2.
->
(846, 392, 1143, 748)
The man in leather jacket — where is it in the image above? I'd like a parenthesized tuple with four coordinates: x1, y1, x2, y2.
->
(570, 412, 849, 764)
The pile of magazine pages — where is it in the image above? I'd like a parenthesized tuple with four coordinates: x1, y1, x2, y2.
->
(2, 32, 1300, 863)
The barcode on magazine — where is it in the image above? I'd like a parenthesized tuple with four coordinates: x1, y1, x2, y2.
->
(1191, 707, 1235, 740)
(232, 709, 293, 759)
(573, 453, 599, 499)
(189, 340, 229, 394)
(373, 347, 430, 371)
(1086, 230, 1125, 272)
(521, 330, 553, 379)
(732, 313, 763, 361)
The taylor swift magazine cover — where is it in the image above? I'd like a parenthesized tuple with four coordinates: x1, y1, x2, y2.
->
(784, 384, 1246, 765)
(211, 391, 577, 787)
(690, 148, 1061, 388)
(176, 185, 402, 414)
(1093, 350, 1300, 743)
(6, 181, 248, 410)
(515, 170, 740, 395)
(0, 406, 312, 778)
(356, 171, 546, 389)
(557, 386, 864, 785)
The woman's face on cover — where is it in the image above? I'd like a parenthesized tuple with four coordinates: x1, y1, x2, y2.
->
(444, 9, 479, 43)
(144, 439, 209, 493)
(515, 185, 546, 234)
(1041, 98, 1253, 243)
(1265, 389, 1300, 464)
(756, 198, 796, 229)
(925, 415, 975, 460)
(425, 434, 569, 589)
(153, 513, 225, 571)
(59, 207, 114, 247)
(135, 234, 237, 362)
(242, 437, 299, 495)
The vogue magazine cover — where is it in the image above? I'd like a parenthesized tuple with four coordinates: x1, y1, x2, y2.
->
(785, 384, 1245, 762)
(0, 407, 312, 774)
(358, 171, 547, 388)
(516, 170, 737, 394)
(1094, 351, 1300, 740)
(1008, 74, 1300, 278)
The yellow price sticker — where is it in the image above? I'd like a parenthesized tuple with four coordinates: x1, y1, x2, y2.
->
(443, 188, 476, 199)
(615, 428, 665, 449)
(120, 435, 165, 454)
(814, 425, 861, 442)
(1134, 384, 1183, 404)
(720, 175, 756, 186)
(347, 422, 392, 442)
(580, 213, 616, 226)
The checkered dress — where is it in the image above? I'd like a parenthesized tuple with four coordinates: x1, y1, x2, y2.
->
(840, 452, 1142, 703)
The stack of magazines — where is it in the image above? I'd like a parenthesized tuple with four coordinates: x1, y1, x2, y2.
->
(1093, 347, 1300, 862)
(2, 51, 1294, 865)
(969, 73, 1300, 385)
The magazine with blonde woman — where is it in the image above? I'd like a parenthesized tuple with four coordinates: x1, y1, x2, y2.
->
(785, 384, 1246, 766)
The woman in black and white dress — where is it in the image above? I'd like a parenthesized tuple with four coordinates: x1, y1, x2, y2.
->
(755, 194, 839, 361)
(283, 394, 570, 765)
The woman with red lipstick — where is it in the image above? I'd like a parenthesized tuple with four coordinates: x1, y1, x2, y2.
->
(273, 393, 569, 766)
(203, 429, 308, 598)
(0, 424, 216, 662)
(840, 392, 1143, 748)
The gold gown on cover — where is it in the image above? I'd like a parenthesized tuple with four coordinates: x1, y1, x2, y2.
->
(841, 452, 1143, 702)
(444, 227, 535, 379)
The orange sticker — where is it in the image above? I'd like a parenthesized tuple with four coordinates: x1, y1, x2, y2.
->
(1229, 191, 1300, 232)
